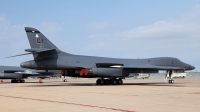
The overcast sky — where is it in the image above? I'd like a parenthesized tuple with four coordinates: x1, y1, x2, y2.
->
(0, 0, 200, 71)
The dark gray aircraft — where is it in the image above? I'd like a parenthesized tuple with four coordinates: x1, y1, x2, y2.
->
(0, 66, 55, 83)
(10, 27, 195, 85)
(0, 66, 38, 83)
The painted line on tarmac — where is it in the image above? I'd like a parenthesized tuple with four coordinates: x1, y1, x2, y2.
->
(0, 94, 135, 112)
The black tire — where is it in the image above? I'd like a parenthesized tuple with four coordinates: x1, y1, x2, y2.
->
(20, 80, 25, 83)
(118, 79, 123, 85)
(113, 79, 117, 85)
(109, 79, 112, 84)
(105, 79, 109, 85)
(13, 80, 16, 83)
(96, 79, 100, 85)
(168, 80, 174, 84)
(100, 79, 104, 85)
(20, 80, 24, 83)
(171, 80, 174, 84)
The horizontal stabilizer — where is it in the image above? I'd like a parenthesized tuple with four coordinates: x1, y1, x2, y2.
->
(25, 48, 55, 53)
(5, 48, 56, 58)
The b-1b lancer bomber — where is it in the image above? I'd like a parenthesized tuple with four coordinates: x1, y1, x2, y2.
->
(0, 66, 54, 83)
(10, 27, 195, 85)
(0, 66, 58, 83)
(0, 66, 29, 83)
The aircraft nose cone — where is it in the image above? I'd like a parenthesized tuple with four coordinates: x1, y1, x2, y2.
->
(191, 65, 195, 70)
(187, 65, 195, 70)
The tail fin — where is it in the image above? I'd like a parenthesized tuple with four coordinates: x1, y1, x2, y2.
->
(25, 27, 58, 50)
(5, 27, 62, 59)
(25, 27, 61, 59)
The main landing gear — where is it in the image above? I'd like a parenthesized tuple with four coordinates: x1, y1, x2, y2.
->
(96, 78, 123, 85)
(11, 79, 25, 83)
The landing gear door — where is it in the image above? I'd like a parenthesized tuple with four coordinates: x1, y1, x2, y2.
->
(122, 69, 130, 77)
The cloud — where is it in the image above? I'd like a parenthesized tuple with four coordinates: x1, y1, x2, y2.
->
(40, 22, 62, 38)
(88, 33, 114, 39)
(88, 21, 115, 30)
(119, 20, 200, 39)
(118, 4, 200, 40)
(82, 42, 106, 50)
(0, 16, 26, 54)
(0, 16, 25, 40)
(84, 4, 200, 63)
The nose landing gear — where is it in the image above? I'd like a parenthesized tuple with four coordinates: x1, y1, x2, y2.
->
(164, 70, 175, 84)
(168, 79, 174, 84)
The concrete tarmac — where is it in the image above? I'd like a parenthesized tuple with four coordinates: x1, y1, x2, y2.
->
(0, 78, 200, 112)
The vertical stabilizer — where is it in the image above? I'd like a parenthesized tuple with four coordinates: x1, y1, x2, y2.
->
(25, 27, 61, 59)
(25, 27, 58, 50)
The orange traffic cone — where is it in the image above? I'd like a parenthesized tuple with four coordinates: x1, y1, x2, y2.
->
(39, 79, 43, 83)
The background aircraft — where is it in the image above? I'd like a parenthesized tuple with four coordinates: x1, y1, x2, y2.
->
(0, 66, 55, 83)
(9, 27, 195, 85)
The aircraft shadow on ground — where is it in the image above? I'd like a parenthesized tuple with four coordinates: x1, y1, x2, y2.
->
(24, 82, 185, 87)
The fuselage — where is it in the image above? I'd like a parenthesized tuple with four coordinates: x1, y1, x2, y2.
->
(20, 51, 195, 71)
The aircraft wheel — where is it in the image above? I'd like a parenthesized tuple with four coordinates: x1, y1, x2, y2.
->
(168, 79, 174, 84)
(118, 79, 123, 85)
(20, 80, 25, 83)
(112, 79, 117, 85)
(12, 80, 17, 83)
(105, 79, 109, 85)
(11, 80, 14, 83)
(109, 79, 112, 84)
(171, 80, 174, 84)
(96, 79, 100, 85)
(13, 80, 16, 83)
(63, 79, 67, 82)
(100, 79, 104, 85)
